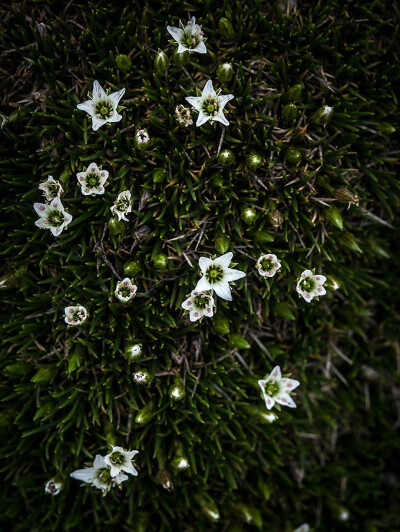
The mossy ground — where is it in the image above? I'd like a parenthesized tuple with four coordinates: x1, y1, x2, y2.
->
(0, 1, 399, 531)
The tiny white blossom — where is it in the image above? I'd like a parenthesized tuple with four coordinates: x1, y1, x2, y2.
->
(126, 344, 141, 359)
(258, 365, 300, 410)
(133, 370, 150, 384)
(64, 305, 87, 326)
(260, 411, 278, 423)
(77, 80, 125, 131)
(185, 80, 234, 127)
(110, 190, 132, 222)
(293, 525, 310, 532)
(296, 269, 326, 303)
(256, 253, 281, 278)
(77, 162, 108, 196)
(38, 176, 63, 201)
(181, 290, 214, 322)
(167, 16, 207, 54)
(44, 479, 62, 496)
(115, 278, 137, 303)
(70, 455, 128, 496)
(104, 446, 139, 478)
(175, 105, 193, 127)
(34, 198, 72, 237)
(135, 128, 150, 147)
(195, 252, 246, 301)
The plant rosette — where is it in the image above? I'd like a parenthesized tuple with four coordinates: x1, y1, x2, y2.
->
(77, 162, 108, 196)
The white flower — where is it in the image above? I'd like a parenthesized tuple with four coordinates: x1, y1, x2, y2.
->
(167, 16, 207, 54)
(70, 455, 128, 496)
(110, 190, 132, 222)
(194, 252, 246, 301)
(38, 176, 63, 201)
(133, 370, 150, 384)
(256, 253, 281, 278)
(258, 365, 300, 410)
(135, 128, 150, 147)
(77, 80, 125, 131)
(293, 525, 310, 532)
(64, 305, 87, 326)
(77, 162, 108, 196)
(125, 344, 142, 360)
(260, 411, 278, 423)
(175, 105, 193, 127)
(185, 80, 234, 127)
(181, 290, 214, 322)
(115, 278, 137, 303)
(34, 198, 72, 237)
(44, 479, 62, 496)
(296, 269, 327, 303)
(104, 446, 139, 478)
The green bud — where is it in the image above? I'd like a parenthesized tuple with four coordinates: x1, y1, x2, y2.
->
(214, 316, 230, 335)
(218, 18, 234, 39)
(173, 49, 190, 66)
(155, 470, 173, 491)
(282, 103, 298, 124)
(286, 83, 303, 101)
(228, 333, 250, 349)
(154, 49, 169, 73)
(246, 152, 264, 170)
(334, 188, 359, 206)
(268, 210, 284, 227)
(152, 253, 168, 270)
(312, 105, 334, 126)
(216, 62, 233, 83)
(169, 376, 186, 401)
(202, 501, 220, 522)
(108, 218, 125, 235)
(123, 261, 140, 277)
(254, 230, 274, 243)
(377, 122, 396, 135)
(124, 343, 142, 362)
(153, 168, 167, 183)
(285, 147, 302, 165)
(133, 369, 151, 385)
(325, 276, 341, 291)
(218, 149, 235, 167)
(241, 207, 257, 225)
(211, 173, 224, 187)
(135, 400, 155, 425)
(235, 504, 262, 529)
(32, 367, 55, 384)
(170, 454, 190, 472)
(327, 206, 343, 230)
(115, 54, 132, 71)
(215, 235, 230, 254)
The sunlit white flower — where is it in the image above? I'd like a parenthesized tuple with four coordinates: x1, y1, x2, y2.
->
(125, 344, 142, 361)
(256, 253, 281, 278)
(77, 80, 125, 131)
(115, 278, 137, 303)
(195, 252, 246, 301)
(44, 479, 62, 496)
(167, 16, 207, 54)
(181, 290, 214, 322)
(133, 370, 150, 385)
(135, 128, 150, 149)
(258, 365, 300, 410)
(70, 455, 128, 496)
(64, 305, 87, 326)
(296, 270, 326, 303)
(38, 176, 63, 201)
(104, 446, 139, 478)
(293, 525, 310, 532)
(185, 80, 234, 127)
(77, 162, 108, 196)
(34, 198, 72, 237)
(110, 190, 132, 222)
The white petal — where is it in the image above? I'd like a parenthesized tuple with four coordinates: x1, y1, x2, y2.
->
(109, 88, 125, 106)
(301, 269, 313, 279)
(218, 94, 234, 110)
(193, 41, 207, 54)
(223, 268, 246, 282)
(93, 80, 106, 102)
(196, 112, 210, 127)
(107, 112, 123, 123)
(199, 256, 213, 273)
(33, 202, 49, 215)
(213, 252, 233, 268)
(203, 305, 214, 317)
(213, 281, 232, 301)
(109, 464, 121, 478)
(213, 113, 229, 126)
(35, 218, 49, 229)
(93, 455, 106, 470)
(268, 366, 282, 381)
(189, 309, 202, 321)
(123, 462, 138, 476)
(50, 226, 62, 236)
(91, 116, 107, 131)
(195, 276, 211, 293)
(275, 393, 297, 408)
(167, 26, 182, 42)
(77, 100, 95, 114)
(265, 396, 275, 410)
(64, 213, 72, 225)
(181, 297, 193, 310)
(177, 42, 189, 53)
(185, 96, 202, 111)
(314, 274, 326, 284)
(281, 378, 300, 391)
(114, 473, 128, 485)
(70, 467, 96, 483)
(202, 80, 216, 98)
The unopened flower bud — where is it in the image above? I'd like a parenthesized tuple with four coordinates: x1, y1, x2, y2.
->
(108, 217, 125, 235)
(218, 18, 234, 39)
(216, 62, 233, 82)
(125, 344, 142, 361)
(169, 376, 186, 401)
(154, 50, 169, 73)
(214, 316, 230, 335)
(116, 54, 132, 71)
(135, 128, 150, 149)
(246, 152, 263, 170)
(268, 210, 284, 227)
(218, 149, 235, 167)
(285, 147, 302, 165)
(334, 188, 359, 206)
(123, 261, 141, 277)
(228, 333, 250, 349)
(156, 470, 173, 491)
(326, 206, 343, 230)
(241, 206, 257, 225)
(135, 400, 155, 425)
(312, 105, 334, 126)
(202, 501, 220, 522)
(377, 122, 396, 135)
(282, 102, 298, 123)
(235, 504, 262, 528)
(152, 253, 168, 270)
(286, 83, 303, 101)
(215, 235, 230, 254)
(170, 453, 190, 472)
(254, 230, 274, 243)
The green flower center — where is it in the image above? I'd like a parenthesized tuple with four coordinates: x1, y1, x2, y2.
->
(48, 210, 64, 227)
(87, 172, 100, 187)
(110, 452, 124, 466)
(183, 31, 199, 48)
(205, 265, 223, 284)
(261, 258, 273, 271)
(193, 295, 208, 309)
(300, 277, 316, 293)
(95, 101, 113, 118)
(264, 380, 280, 397)
(98, 468, 111, 482)
(202, 98, 219, 116)
(119, 285, 132, 298)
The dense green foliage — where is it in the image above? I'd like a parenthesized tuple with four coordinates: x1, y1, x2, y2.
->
(1, 1, 399, 530)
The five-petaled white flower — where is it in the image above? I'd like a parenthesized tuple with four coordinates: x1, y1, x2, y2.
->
(195, 252, 246, 301)
(104, 446, 139, 478)
(256, 253, 281, 278)
(70, 455, 128, 496)
(167, 16, 207, 54)
(185, 80, 234, 127)
(296, 270, 326, 303)
(38, 176, 63, 201)
(64, 305, 87, 326)
(110, 190, 132, 221)
(44, 479, 62, 496)
(258, 365, 300, 410)
(115, 278, 137, 303)
(181, 290, 215, 322)
(34, 198, 72, 237)
(77, 80, 125, 131)
(77, 162, 108, 196)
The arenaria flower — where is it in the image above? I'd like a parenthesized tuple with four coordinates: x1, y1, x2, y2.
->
(125, 344, 142, 361)
(77, 80, 125, 131)
(258, 365, 300, 410)
(76, 162, 108, 196)
(175, 104, 193, 127)
(70, 455, 128, 496)
(167, 16, 207, 54)
(195, 252, 246, 301)
(34, 198, 72, 237)
(110, 190, 132, 222)
(185, 80, 234, 127)
(104, 446, 139, 478)
(115, 278, 137, 303)
(44, 479, 62, 496)
(133, 370, 150, 385)
(296, 270, 326, 303)
(256, 253, 281, 278)
(38, 176, 63, 201)
(134, 128, 150, 149)
(64, 305, 87, 326)
(181, 290, 215, 322)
